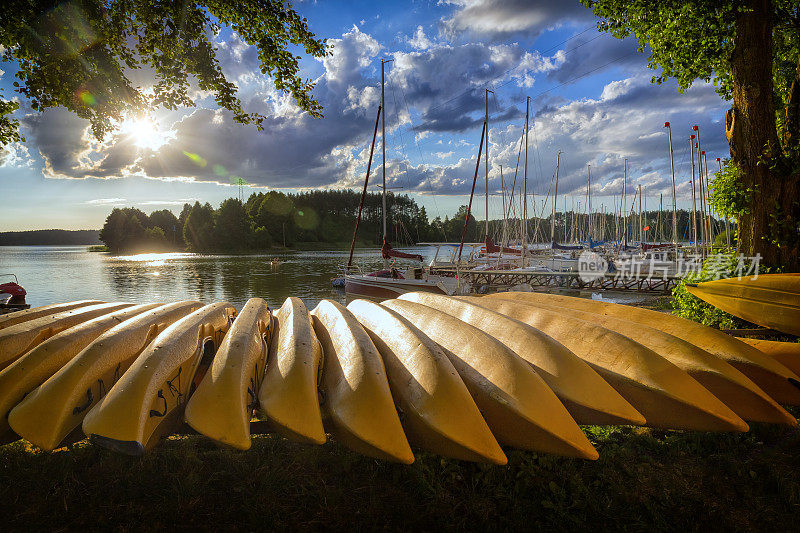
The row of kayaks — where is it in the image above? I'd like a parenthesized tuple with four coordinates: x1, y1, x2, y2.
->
(0, 287, 798, 464)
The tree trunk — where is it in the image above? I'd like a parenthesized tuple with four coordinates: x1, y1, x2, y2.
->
(726, 0, 800, 270)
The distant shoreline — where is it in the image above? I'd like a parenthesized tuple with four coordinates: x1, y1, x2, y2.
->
(0, 229, 101, 246)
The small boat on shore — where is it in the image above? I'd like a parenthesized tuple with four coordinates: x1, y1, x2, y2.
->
(0, 274, 29, 313)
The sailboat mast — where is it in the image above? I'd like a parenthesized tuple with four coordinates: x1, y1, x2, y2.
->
(665, 122, 678, 255)
(458, 120, 487, 262)
(500, 165, 506, 254)
(381, 59, 389, 252)
(551, 150, 561, 243)
(703, 150, 712, 244)
(638, 184, 642, 243)
(690, 135, 698, 252)
(348, 105, 382, 268)
(622, 158, 628, 245)
(485, 89, 492, 240)
(523, 97, 529, 263)
(587, 165, 592, 241)
(693, 125, 708, 255)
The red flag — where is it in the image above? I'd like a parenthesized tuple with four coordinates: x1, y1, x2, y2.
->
(643, 225, 650, 231)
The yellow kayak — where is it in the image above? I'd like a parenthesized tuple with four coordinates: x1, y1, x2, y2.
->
(382, 298, 598, 460)
(740, 338, 800, 379)
(81, 302, 236, 455)
(184, 298, 273, 450)
(473, 296, 748, 432)
(348, 299, 507, 464)
(519, 293, 800, 405)
(485, 294, 794, 427)
(0, 302, 133, 370)
(259, 297, 326, 445)
(486, 292, 800, 406)
(0, 303, 160, 444)
(0, 300, 104, 330)
(398, 292, 644, 427)
(311, 299, 413, 464)
(686, 274, 800, 336)
(8, 301, 203, 451)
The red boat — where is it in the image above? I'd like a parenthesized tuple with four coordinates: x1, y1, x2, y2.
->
(0, 274, 29, 312)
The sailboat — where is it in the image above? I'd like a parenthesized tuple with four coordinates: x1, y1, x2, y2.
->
(343, 59, 459, 299)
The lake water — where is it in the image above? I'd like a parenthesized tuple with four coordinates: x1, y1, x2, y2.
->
(0, 245, 659, 311)
(0, 245, 428, 311)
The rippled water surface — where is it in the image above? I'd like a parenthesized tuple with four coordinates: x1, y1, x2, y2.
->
(1, 245, 661, 310)
(0, 245, 434, 310)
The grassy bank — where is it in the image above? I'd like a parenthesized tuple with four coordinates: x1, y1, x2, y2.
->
(2, 421, 799, 530)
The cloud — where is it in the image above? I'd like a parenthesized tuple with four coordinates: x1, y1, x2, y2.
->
(390, 41, 562, 132)
(0, 142, 32, 168)
(547, 32, 645, 84)
(442, 0, 593, 40)
(138, 198, 200, 206)
(85, 198, 126, 205)
(13, 20, 728, 208)
(341, 75, 728, 202)
(408, 26, 435, 50)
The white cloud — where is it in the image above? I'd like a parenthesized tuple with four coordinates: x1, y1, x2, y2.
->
(85, 198, 126, 205)
(408, 26, 434, 50)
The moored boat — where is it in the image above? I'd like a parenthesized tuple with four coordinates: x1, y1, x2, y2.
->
(0, 274, 29, 313)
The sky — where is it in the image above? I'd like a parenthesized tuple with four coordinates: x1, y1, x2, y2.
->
(0, 0, 730, 231)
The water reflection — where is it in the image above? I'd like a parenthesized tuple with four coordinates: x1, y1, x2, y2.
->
(0, 246, 348, 309)
(0, 245, 658, 311)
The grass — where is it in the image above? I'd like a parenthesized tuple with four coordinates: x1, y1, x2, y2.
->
(2, 420, 800, 531)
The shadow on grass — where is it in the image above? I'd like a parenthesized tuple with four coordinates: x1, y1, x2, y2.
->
(2, 421, 800, 530)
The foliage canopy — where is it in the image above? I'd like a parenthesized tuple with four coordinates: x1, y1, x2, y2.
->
(0, 0, 329, 146)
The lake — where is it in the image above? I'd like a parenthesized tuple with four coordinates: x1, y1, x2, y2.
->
(0, 245, 659, 310)
(0, 245, 425, 310)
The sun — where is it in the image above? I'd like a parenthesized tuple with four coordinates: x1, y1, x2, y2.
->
(120, 115, 173, 150)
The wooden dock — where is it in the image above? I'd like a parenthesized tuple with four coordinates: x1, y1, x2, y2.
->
(435, 268, 680, 294)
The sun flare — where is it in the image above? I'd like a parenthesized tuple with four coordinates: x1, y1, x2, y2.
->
(120, 116, 173, 151)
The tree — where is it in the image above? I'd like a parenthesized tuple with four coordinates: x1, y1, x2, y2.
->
(214, 198, 253, 251)
(583, 0, 800, 270)
(446, 206, 477, 243)
(183, 202, 215, 252)
(178, 203, 193, 235)
(148, 209, 180, 246)
(99, 207, 152, 252)
(256, 191, 295, 245)
(0, 1, 329, 146)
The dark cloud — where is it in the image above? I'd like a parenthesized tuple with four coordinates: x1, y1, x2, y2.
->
(392, 42, 559, 132)
(442, 0, 593, 41)
(22, 108, 91, 178)
(547, 33, 646, 83)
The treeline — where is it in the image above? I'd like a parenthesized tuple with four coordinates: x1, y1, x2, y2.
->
(98, 190, 467, 253)
(0, 229, 101, 246)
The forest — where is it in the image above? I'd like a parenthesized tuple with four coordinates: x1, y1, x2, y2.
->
(98, 189, 725, 254)
(0, 229, 101, 246)
(99, 190, 444, 253)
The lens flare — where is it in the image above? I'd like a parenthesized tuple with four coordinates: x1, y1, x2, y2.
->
(182, 151, 207, 167)
(77, 90, 96, 106)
